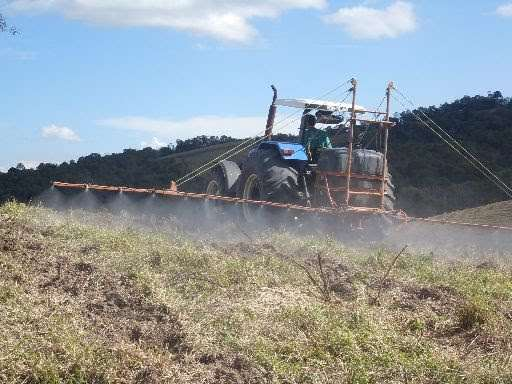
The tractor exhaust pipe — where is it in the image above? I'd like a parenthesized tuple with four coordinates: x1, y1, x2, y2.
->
(264, 85, 278, 140)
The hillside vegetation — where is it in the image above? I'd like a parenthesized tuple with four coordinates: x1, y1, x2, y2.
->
(0, 137, 242, 202)
(1, 93, 512, 216)
(390, 91, 512, 216)
(1, 202, 511, 383)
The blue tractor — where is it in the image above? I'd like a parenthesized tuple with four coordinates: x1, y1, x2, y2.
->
(203, 80, 396, 223)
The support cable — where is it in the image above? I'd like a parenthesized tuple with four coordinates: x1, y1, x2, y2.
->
(394, 87, 512, 197)
(391, 94, 512, 199)
(175, 107, 313, 185)
(176, 79, 353, 187)
(175, 137, 259, 184)
(394, 87, 512, 196)
(177, 110, 309, 187)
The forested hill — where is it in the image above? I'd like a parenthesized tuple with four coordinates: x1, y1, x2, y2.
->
(1, 93, 511, 217)
(0, 136, 241, 202)
(389, 91, 512, 216)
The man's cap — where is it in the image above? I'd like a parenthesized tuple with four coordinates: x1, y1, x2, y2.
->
(303, 114, 316, 127)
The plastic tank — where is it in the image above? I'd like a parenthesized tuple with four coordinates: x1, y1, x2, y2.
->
(317, 148, 384, 175)
(316, 148, 394, 209)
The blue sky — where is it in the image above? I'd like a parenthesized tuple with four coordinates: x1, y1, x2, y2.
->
(1, 0, 512, 171)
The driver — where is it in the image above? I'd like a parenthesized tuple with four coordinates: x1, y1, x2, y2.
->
(301, 114, 332, 162)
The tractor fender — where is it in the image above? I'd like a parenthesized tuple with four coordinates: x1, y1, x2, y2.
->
(218, 160, 241, 196)
(204, 160, 241, 197)
(258, 141, 308, 161)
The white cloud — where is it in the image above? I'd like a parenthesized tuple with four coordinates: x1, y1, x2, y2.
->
(18, 160, 46, 169)
(98, 115, 271, 140)
(41, 124, 81, 141)
(496, 3, 512, 17)
(141, 137, 167, 149)
(9, 0, 326, 42)
(324, 1, 417, 39)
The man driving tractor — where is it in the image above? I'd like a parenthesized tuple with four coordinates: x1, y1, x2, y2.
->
(301, 114, 332, 162)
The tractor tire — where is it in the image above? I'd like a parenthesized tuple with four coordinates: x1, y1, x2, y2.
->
(237, 148, 301, 222)
(202, 160, 241, 221)
(203, 160, 241, 197)
(236, 161, 263, 223)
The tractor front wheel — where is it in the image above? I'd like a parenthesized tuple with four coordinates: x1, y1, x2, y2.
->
(203, 160, 241, 197)
(205, 171, 223, 196)
(202, 160, 241, 220)
(237, 165, 264, 222)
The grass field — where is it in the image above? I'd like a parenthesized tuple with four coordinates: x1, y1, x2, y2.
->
(1, 202, 511, 383)
(433, 200, 512, 227)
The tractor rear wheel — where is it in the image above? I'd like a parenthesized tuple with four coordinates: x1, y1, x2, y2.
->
(260, 149, 301, 203)
(237, 148, 301, 222)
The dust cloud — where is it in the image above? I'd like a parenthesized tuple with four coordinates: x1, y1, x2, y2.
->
(35, 188, 512, 263)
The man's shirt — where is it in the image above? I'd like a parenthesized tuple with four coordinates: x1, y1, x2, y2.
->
(303, 127, 332, 161)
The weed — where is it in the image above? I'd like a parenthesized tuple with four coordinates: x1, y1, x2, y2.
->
(407, 318, 426, 333)
(457, 300, 488, 330)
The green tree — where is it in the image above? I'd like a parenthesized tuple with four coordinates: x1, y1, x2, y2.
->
(0, 13, 17, 35)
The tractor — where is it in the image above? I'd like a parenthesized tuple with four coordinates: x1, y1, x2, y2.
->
(50, 79, 512, 240)
(202, 79, 397, 224)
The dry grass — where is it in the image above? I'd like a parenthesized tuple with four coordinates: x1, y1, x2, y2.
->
(1, 201, 511, 383)
(433, 199, 512, 227)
